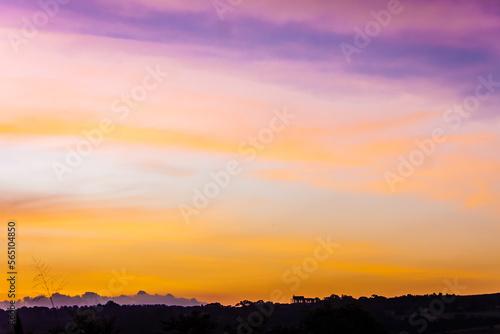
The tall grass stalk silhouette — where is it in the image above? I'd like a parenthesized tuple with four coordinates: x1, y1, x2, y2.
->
(31, 256, 67, 327)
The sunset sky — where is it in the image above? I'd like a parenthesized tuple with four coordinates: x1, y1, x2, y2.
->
(1, 0, 500, 305)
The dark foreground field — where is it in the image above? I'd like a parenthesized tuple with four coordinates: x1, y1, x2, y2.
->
(1, 293, 500, 334)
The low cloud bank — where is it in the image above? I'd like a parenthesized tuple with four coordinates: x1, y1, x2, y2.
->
(0, 291, 205, 309)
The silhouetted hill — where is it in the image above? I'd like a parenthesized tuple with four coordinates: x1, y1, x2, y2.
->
(0, 292, 499, 333)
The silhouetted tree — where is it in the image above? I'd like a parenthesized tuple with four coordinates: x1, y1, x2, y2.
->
(47, 308, 120, 334)
(301, 303, 389, 334)
(235, 300, 253, 307)
(13, 311, 24, 334)
(160, 310, 216, 334)
(206, 302, 223, 308)
(269, 325, 305, 334)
